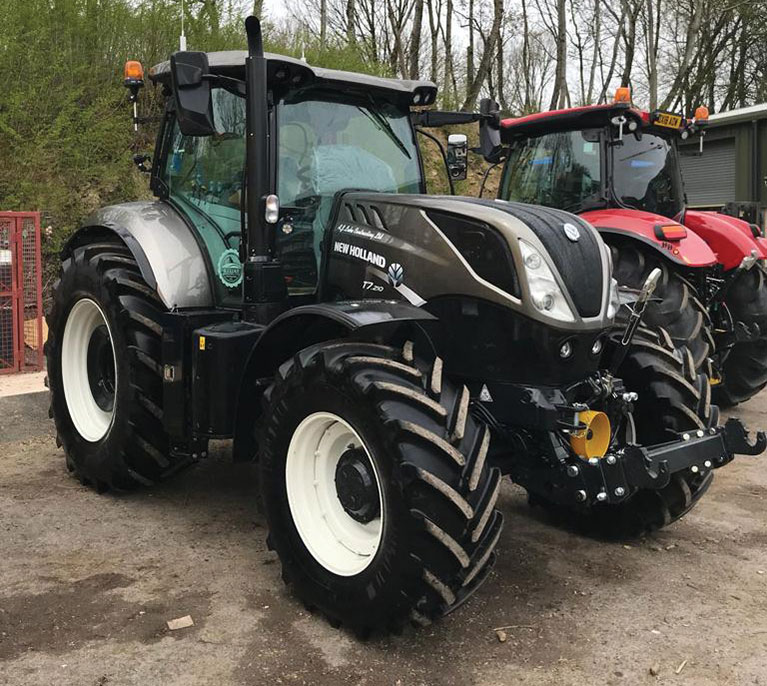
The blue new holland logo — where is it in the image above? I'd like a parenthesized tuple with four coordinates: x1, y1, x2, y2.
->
(388, 262, 404, 287)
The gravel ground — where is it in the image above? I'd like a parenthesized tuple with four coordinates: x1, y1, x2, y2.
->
(1, 390, 767, 686)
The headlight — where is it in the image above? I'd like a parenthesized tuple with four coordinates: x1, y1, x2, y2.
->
(519, 239, 575, 322)
(607, 277, 620, 319)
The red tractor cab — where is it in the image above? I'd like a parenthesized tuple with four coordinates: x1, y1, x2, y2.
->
(484, 95, 767, 406)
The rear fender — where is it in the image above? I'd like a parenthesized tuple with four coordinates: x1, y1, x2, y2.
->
(581, 208, 717, 268)
(231, 301, 438, 460)
(65, 201, 214, 309)
(683, 210, 767, 270)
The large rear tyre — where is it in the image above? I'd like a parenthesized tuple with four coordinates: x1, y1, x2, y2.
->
(609, 241, 714, 374)
(46, 236, 185, 491)
(714, 265, 767, 407)
(259, 341, 503, 634)
(530, 330, 714, 539)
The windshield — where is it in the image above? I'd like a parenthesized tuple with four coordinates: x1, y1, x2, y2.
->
(276, 92, 422, 293)
(611, 132, 684, 218)
(499, 130, 602, 212)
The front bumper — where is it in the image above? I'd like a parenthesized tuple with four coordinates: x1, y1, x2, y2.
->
(525, 418, 766, 507)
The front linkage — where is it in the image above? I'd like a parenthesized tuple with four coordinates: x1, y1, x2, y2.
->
(481, 268, 767, 514)
(519, 415, 766, 510)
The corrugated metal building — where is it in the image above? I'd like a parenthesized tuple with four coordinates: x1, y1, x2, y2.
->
(679, 103, 767, 229)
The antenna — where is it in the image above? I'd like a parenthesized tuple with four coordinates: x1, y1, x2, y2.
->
(180, 0, 187, 50)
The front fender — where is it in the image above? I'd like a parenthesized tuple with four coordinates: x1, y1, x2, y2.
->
(684, 210, 767, 270)
(582, 208, 717, 268)
(231, 300, 437, 460)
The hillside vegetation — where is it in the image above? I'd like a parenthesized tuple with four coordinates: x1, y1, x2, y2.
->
(0, 0, 499, 294)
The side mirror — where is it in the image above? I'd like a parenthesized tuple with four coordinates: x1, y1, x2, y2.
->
(479, 98, 503, 163)
(446, 133, 468, 181)
(170, 51, 216, 136)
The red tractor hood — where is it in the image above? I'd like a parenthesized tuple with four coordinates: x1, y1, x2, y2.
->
(683, 210, 767, 270)
(581, 208, 717, 268)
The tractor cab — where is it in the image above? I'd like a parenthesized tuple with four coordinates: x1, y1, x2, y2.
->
(147, 51, 435, 307)
(485, 91, 767, 406)
(495, 96, 706, 221)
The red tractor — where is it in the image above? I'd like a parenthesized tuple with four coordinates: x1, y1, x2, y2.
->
(480, 92, 767, 406)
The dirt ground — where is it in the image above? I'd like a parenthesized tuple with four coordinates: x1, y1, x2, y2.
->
(1, 389, 767, 686)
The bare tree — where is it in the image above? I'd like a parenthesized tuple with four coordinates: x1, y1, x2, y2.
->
(408, 0, 424, 78)
(462, 0, 504, 110)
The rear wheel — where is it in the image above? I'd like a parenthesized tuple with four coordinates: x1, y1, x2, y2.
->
(259, 341, 503, 634)
(46, 236, 188, 491)
(714, 265, 767, 406)
(609, 241, 713, 374)
(530, 330, 714, 539)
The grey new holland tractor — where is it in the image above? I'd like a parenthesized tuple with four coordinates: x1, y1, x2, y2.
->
(47, 17, 764, 634)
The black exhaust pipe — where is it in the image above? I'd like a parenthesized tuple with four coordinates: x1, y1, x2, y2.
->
(243, 16, 287, 323)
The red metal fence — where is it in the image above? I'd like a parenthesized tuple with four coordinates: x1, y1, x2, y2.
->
(0, 212, 44, 374)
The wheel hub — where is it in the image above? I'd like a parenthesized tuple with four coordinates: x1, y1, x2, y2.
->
(86, 324, 115, 412)
(334, 447, 380, 523)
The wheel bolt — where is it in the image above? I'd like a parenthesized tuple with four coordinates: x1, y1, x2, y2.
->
(683, 433, 690, 441)
(691, 465, 700, 473)
(567, 465, 580, 477)
(704, 460, 712, 468)
(696, 430, 704, 438)
(596, 491, 608, 502)
(575, 490, 587, 502)
(588, 457, 599, 466)
(606, 455, 616, 465)
(614, 486, 625, 497)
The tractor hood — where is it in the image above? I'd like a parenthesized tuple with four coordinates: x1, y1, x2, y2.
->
(582, 208, 717, 268)
(325, 194, 616, 333)
(683, 210, 767, 270)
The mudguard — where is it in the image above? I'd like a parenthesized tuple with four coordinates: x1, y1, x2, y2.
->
(231, 300, 438, 460)
(581, 208, 717, 268)
(65, 201, 214, 309)
(683, 210, 767, 270)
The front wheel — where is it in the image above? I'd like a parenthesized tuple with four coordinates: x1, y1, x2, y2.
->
(715, 265, 767, 406)
(259, 341, 503, 634)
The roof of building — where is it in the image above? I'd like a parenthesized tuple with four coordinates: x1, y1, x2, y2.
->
(708, 103, 767, 126)
(149, 50, 436, 103)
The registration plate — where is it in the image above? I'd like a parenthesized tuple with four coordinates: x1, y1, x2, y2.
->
(654, 111, 683, 129)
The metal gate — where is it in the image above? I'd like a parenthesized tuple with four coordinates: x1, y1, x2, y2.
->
(0, 212, 44, 374)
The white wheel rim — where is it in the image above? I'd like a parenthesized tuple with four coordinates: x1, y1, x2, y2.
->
(286, 412, 384, 576)
(61, 298, 116, 442)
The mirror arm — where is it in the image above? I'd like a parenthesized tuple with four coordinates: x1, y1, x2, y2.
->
(412, 110, 488, 128)
(415, 127, 456, 196)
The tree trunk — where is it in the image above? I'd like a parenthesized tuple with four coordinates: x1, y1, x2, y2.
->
(462, 0, 503, 110)
(444, 0, 455, 106)
(320, 0, 327, 48)
(346, 0, 356, 43)
(408, 0, 424, 79)
(467, 0, 475, 88)
(586, 0, 601, 104)
(660, 0, 704, 110)
(549, 0, 567, 109)
(619, 0, 639, 88)
(426, 0, 441, 83)
(522, 0, 532, 111)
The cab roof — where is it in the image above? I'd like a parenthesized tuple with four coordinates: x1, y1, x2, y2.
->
(499, 103, 694, 142)
(499, 103, 637, 139)
(149, 50, 437, 105)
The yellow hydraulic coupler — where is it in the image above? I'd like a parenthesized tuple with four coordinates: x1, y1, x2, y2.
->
(570, 410, 611, 459)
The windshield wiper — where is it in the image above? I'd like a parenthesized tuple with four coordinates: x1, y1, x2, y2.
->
(357, 101, 412, 159)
